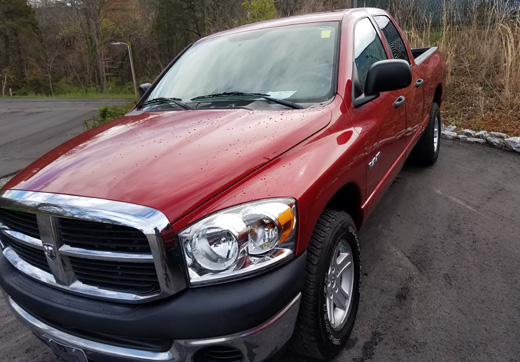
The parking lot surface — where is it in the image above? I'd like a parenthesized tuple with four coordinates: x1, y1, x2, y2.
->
(0, 97, 126, 177)
(282, 140, 520, 361)
(0, 103, 519, 361)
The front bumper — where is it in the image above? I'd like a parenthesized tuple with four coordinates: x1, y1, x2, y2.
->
(8, 293, 301, 362)
(1, 252, 307, 362)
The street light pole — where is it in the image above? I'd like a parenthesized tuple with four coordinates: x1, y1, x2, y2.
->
(111, 41, 137, 98)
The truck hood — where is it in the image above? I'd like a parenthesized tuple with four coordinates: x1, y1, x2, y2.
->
(6, 107, 331, 222)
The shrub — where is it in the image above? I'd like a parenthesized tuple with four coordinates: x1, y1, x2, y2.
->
(84, 101, 136, 129)
(242, 0, 277, 24)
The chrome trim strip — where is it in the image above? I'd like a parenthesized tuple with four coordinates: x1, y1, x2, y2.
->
(0, 228, 43, 249)
(37, 214, 75, 285)
(8, 293, 302, 362)
(64, 281, 157, 301)
(0, 190, 187, 302)
(0, 190, 167, 233)
(59, 245, 155, 262)
(3, 247, 57, 284)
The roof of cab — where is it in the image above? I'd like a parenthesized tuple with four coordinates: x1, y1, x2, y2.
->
(204, 9, 353, 40)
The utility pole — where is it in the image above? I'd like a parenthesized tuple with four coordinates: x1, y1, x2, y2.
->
(111, 42, 138, 98)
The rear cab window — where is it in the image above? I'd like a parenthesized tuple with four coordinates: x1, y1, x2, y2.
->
(374, 16, 410, 63)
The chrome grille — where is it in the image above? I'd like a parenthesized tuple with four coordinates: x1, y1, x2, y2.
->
(3, 237, 51, 273)
(58, 218, 152, 254)
(0, 190, 186, 302)
(0, 208, 40, 239)
(69, 256, 160, 295)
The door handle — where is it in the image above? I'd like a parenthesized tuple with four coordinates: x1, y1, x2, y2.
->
(415, 78, 424, 88)
(394, 96, 405, 109)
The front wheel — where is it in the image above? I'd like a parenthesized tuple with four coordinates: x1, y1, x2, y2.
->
(290, 209, 361, 360)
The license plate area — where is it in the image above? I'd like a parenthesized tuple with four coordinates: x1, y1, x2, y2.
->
(46, 338, 88, 362)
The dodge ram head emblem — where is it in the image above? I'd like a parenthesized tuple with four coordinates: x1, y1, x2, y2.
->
(43, 244, 56, 260)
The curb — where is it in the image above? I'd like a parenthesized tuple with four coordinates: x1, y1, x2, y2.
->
(441, 125, 520, 153)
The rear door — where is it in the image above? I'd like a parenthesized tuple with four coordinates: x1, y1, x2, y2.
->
(374, 15, 424, 144)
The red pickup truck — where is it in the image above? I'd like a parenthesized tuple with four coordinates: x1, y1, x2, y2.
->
(0, 8, 444, 362)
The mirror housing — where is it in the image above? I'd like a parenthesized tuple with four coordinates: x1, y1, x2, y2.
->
(353, 59, 412, 108)
(365, 59, 412, 96)
(138, 83, 152, 98)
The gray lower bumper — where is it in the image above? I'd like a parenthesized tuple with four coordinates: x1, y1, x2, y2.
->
(8, 293, 301, 362)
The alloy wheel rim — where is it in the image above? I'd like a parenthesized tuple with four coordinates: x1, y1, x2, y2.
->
(433, 115, 440, 153)
(325, 239, 355, 330)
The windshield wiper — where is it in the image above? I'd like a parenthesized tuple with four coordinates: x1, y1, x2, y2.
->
(191, 92, 303, 109)
(140, 97, 191, 110)
(191, 92, 267, 100)
(262, 95, 303, 109)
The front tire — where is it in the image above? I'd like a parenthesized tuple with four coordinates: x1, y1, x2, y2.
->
(290, 209, 361, 360)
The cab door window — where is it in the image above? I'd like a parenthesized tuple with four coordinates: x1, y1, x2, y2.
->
(354, 18, 388, 95)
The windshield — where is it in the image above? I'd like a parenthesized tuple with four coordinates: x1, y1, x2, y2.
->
(145, 22, 340, 108)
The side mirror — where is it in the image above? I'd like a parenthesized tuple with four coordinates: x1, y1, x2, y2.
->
(353, 59, 412, 108)
(365, 60, 412, 96)
(138, 83, 151, 98)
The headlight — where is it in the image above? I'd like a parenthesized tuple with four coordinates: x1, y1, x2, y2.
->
(179, 198, 297, 285)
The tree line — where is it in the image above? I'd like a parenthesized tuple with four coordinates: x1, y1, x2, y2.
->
(0, 0, 351, 96)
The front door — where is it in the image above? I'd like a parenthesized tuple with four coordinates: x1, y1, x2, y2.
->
(350, 17, 407, 199)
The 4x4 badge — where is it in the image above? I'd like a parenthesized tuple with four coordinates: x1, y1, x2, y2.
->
(43, 244, 56, 260)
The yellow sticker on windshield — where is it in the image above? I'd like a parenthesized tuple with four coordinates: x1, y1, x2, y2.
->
(321, 30, 331, 38)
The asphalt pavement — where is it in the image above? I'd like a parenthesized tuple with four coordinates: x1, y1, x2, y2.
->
(0, 101, 519, 361)
(282, 140, 520, 362)
(0, 97, 127, 177)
